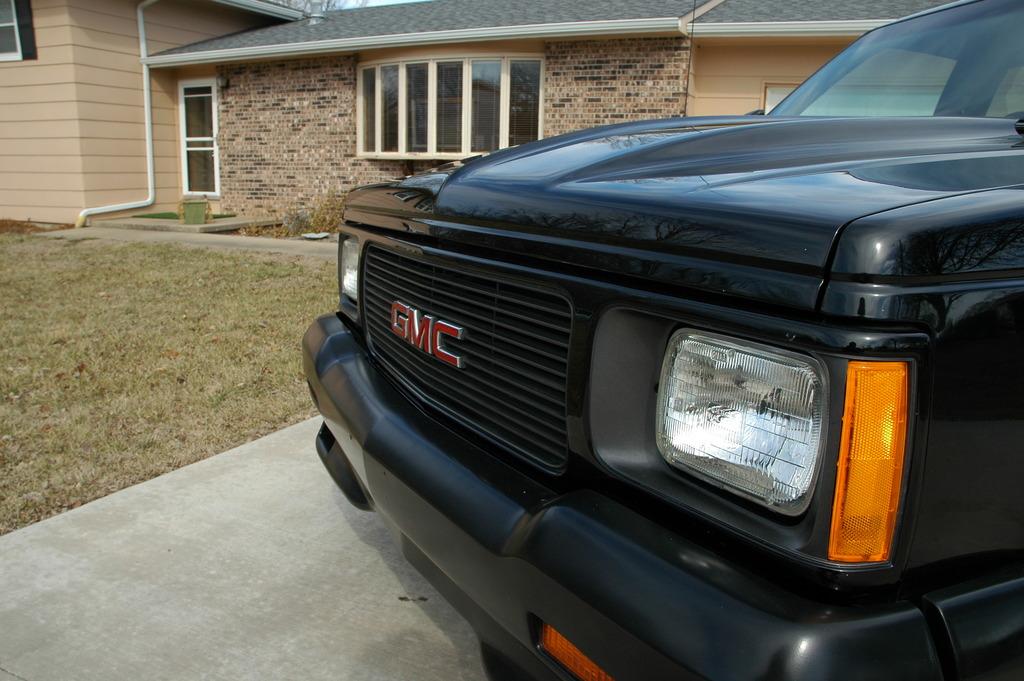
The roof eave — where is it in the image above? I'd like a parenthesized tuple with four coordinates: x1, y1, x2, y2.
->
(210, 0, 304, 21)
(146, 16, 899, 68)
(688, 19, 890, 37)
(144, 16, 683, 67)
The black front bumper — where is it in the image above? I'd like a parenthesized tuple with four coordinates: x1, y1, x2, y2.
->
(303, 313, 945, 681)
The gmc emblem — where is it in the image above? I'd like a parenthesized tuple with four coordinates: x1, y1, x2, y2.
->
(389, 301, 465, 369)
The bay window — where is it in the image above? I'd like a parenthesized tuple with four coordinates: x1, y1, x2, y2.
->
(358, 56, 543, 158)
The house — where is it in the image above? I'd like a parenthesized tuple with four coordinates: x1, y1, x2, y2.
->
(0, 0, 302, 224)
(0, 0, 950, 225)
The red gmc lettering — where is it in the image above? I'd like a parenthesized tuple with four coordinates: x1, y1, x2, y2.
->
(432, 321, 464, 368)
(390, 301, 410, 339)
(408, 309, 434, 354)
(389, 300, 464, 368)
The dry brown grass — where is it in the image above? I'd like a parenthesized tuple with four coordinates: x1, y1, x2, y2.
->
(0, 234, 338, 534)
(237, 223, 295, 238)
(0, 219, 72, 235)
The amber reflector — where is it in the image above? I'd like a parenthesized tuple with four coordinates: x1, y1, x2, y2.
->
(829, 361, 909, 563)
(539, 624, 615, 681)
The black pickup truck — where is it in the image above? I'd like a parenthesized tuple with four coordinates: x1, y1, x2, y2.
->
(303, 0, 1024, 679)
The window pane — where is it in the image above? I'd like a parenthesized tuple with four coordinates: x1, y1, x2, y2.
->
(184, 95, 213, 138)
(183, 86, 212, 96)
(436, 61, 463, 153)
(0, 26, 16, 54)
(471, 61, 501, 153)
(509, 60, 540, 147)
(406, 63, 428, 153)
(362, 67, 376, 152)
(186, 150, 215, 193)
(381, 65, 399, 152)
(0, 1, 13, 25)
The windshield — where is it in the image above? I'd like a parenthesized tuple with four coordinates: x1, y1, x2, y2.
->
(772, 0, 1024, 119)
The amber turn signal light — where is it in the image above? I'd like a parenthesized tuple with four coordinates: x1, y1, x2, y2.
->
(539, 624, 615, 681)
(829, 361, 909, 563)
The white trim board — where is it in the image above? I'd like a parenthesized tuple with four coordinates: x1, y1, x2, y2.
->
(689, 20, 890, 37)
(210, 0, 304, 20)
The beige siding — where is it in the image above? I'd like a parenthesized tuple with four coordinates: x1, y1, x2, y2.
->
(0, 0, 271, 223)
(68, 0, 268, 221)
(0, 0, 82, 223)
(689, 38, 851, 116)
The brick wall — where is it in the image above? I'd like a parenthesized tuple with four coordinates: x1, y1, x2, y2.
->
(215, 38, 691, 215)
(216, 57, 415, 216)
(544, 37, 690, 137)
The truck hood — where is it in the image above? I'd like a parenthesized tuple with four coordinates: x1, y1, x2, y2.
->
(347, 116, 1024, 309)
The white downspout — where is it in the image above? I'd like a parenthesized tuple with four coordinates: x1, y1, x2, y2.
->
(75, 0, 161, 227)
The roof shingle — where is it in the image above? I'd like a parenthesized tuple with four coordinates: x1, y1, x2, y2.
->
(160, 0, 704, 56)
(696, 0, 949, 23)
(158, 0, 954, 58)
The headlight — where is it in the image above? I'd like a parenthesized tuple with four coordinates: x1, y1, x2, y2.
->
(656, 330, 826, 515)
(340, 237, 360, 303)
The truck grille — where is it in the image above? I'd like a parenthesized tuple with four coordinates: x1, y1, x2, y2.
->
(362, 246, 572, 471)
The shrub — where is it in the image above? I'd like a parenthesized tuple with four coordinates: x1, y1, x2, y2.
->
(309, 191, 347, 233)
(281, 208, 312, 236)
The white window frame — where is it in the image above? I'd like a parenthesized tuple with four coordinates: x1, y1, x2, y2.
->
(0, 0, 23, 62)
(178, 78, 221, 198)
(357, 54, 545, 160)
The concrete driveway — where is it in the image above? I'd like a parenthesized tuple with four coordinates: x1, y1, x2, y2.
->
(0, 418, 486, 681)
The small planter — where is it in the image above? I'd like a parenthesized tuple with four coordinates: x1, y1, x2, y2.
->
(180, 199, 210, 225)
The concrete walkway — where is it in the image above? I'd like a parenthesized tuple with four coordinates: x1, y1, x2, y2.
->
(35, 227, 336, 259)
(92, 216, 280, 234)
(0, 419, 486, 681)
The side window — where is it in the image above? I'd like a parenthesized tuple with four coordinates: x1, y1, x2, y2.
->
(0, 0, 33, 61)
(800, 48, 955, 117)
(0, 0, 20, 60)
(986, 66, 1024, 118)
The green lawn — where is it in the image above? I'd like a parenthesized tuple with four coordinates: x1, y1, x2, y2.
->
(0, 235, 337, 534)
